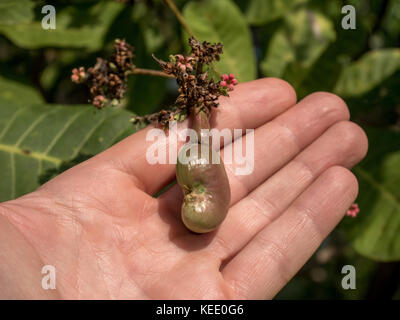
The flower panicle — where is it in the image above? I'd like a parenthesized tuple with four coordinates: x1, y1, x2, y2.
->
(71, 38, 134, 109)
(148, 37, 238, 128)
(72, 37, 239, 128)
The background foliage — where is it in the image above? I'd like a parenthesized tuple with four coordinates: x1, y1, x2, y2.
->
(0, 0, 399, 299)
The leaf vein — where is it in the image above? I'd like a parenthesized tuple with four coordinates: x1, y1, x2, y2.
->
(0, 106, 28, 141)
(15, 107, 60, 147)
(70, 113, 108, 159)
(43, 108, 89, 155)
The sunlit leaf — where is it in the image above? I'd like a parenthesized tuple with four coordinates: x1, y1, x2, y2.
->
(0, 1, 124, 50)
(183, 0, 256, 82)
(246, 0, 307, 25)
(0, 0, 34, 25)
(261, 8, 336, 89)
(0, 75, 44, 105)
(334, 49, 400, 97)
(342, 127, 400, 261)
(260, 29, 294, 78)
(0, 102, 135, 201)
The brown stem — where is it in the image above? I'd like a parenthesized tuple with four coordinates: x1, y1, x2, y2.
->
(196, 62, 203, 75)
(163, 0, 194, 37)
(130, 68, 175, 78)
(163, 0, 222, 79)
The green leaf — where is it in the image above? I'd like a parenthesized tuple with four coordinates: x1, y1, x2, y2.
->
(260, 29, 295, 78)
(334, 49, 400, 97)
(245, 0, 307, 25)
(183, 0, 256, 82)
(344, 128, 400, 261)
(126, 75, 166, 116)
(0, 1, 124, 50)
(123, 28, 167, 116)
(0, 103, 135, 202)
(261, 9, 336, 89)
(0, 0, 34, 25)
(132, 2, 165, 53)
(0, 75, 44, 106)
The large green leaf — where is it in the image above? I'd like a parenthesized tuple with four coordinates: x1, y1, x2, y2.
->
(261, 8, 336, 89)
(0, 75, 44, 105)
(245, 0, 307, 25)
(334, 49, 400, 97)
(0, 103, 135, 202)
(183, 0, 256, 82)
(0, 1, 124, 50)
(261, 29, 294, 78)
(126, 75, 166, 116)
(342, 128, 400, 261)
(0, 0, 34, 25)
(123, 27, 167, 116)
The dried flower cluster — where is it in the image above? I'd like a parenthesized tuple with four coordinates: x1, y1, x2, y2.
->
(131, 37, 237, 127)
(71, 39, 134, 109)
(72, 37, 238, 126)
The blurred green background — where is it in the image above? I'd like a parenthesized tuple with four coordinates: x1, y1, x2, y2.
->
(0, 0, 399, 299)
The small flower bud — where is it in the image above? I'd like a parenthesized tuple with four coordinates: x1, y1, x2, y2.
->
(220, 73, 238, 91)
(346, 203, 360, 218)
(93, 95, 106, 109)
(71, 67, 86, 83)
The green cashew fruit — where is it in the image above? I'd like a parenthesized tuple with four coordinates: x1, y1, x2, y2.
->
(176, 110, 231, 233)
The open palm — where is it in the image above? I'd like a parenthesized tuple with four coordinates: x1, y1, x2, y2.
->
(0, 78, 368, 299)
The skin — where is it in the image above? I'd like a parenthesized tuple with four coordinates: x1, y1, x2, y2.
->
(0, 78, 368, 299)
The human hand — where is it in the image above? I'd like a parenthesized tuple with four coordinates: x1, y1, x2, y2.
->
(0, 78, 368, 299)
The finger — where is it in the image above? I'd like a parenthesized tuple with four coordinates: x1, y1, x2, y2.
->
(211, 121, 368, 260)
(95, 78, 297, 194)
(159, 92, 350, 218)
(222, 166, 359, 299)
